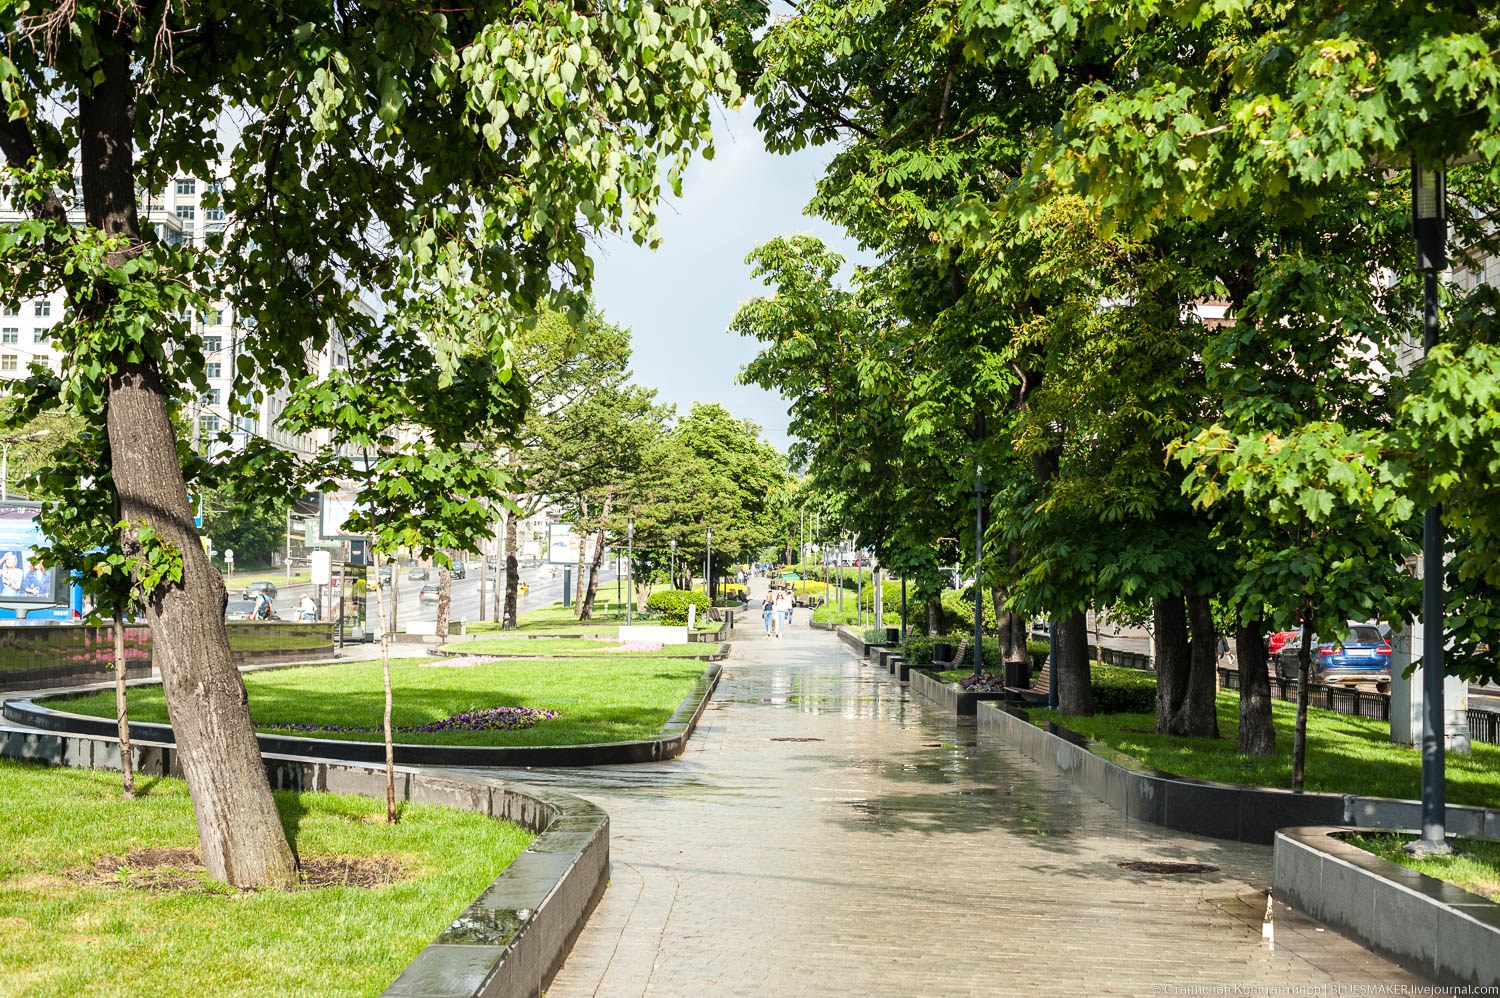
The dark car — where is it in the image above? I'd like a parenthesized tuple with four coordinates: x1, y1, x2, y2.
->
(226, 599, 279, 621)
(449, 562, 466, 580)
(1275, 623, 1391, 690)
(418, 583, 441, 604)
(240, 580, 278, 601)
(408, 567, 429, 581)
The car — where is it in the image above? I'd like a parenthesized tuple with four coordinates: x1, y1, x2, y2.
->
(418, 583, 441, 604)
(240, 580, 278, 601)
(225, 599, 279, 621)
(408, 567, 429, 581)
(1266, 628, 1299, 657)
(450, 562, 466, 580)
(1274, 622, 1391, 690)
(1029, 620, 1051, 641)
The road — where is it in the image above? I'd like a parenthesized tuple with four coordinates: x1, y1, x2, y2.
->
(240, 561, 620, 629)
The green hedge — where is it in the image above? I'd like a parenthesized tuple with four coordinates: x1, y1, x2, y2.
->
(645, 589, 711, 625)
(1090, 664, 1157, 713)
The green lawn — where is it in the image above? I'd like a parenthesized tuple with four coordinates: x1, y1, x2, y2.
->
(1027, 695, 1500, 808)
(0, 758, 529, 997)
(444, 637, 714, 657)
(1342, 832, 1500, 903)
(54, 656, 709, 747)
(468, 601, 724, 636)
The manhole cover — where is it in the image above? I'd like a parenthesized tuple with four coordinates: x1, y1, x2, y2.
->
(1118, 861, 1219, 874)
(769, 737, 824, 742)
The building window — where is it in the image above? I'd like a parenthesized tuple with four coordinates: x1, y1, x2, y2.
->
(1, 305, 17, 317)
(204, 336, 221, 353)
(34, 301, 50, 318)
(32, 330, 48, 344)
(203, 309, 221, 326)
(175, 205, 195, 222)
(206, 362, 221, 379)
(204, 206, 225, 222)
(1, 329, 16, 345)
(176, 178, 197, 196)
(0, 355, 16, 372)
(199, 414, 220, 434)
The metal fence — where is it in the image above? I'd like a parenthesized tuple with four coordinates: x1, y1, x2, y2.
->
(1218, 667, 1500, 746)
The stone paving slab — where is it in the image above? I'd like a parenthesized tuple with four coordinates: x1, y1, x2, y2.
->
(461, 591, 1451, 997)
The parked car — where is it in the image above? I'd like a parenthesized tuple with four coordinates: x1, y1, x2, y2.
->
(450, 562, 466, 580)
(240, 580, 278, 602)
(1274, 622, 1391, 691)
(1266, 628, 1299, 657)
(408, 567, 429, 581)
(418, 583, 441, 605)
(1029, 620, 1051, 641)
(225, 599, 279, 621)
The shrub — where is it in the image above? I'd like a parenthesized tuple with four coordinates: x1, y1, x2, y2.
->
(938, 587, 999, 634)
(1027, 639, 1050, 671)
(645, 589, 711, 625)
(1090, 665, 1157, 713)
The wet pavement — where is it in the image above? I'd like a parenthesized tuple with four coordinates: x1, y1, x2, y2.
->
(459, 592, 1448, 997)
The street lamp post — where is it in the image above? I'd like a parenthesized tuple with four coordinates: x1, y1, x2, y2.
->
(706, 527, 712, 602)
(670, 538, 677, 590)
(1410, 161, 1451, 858)
(626, 517, 634, 626)
(974, 463, 984, 677)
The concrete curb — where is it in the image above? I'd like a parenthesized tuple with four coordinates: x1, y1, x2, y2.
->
(910, 669, 1018, 717)
(976, 702, 1500, 845)
(0, 727, 609, 998)
(1275, 826, 1500, 989)
(4, 663, 722, 768)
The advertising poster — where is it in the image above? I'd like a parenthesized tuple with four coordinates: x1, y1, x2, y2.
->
(0, 504, 58, 602)
(548, 522, 593, 565)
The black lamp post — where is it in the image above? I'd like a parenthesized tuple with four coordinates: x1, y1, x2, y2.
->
(626, 517, 634, 626)
(1410, 161, 1451, 857)
(973, 463, 984, 677)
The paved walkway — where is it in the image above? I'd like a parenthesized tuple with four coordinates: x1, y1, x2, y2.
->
(469, 591, 1448, 997)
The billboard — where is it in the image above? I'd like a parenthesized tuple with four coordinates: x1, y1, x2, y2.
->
(0, 504, 59, 602)
(547, 522, 595, 565)
(320, 489, 364, 541)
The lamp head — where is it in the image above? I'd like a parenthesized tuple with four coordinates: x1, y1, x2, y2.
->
(1412, 161, 1448, 272)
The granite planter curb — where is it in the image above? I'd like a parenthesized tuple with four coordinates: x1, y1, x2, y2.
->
(909, 668, 1018, 716)
(688, 620, 731, 644)
(1274, 826, 1500, 989)
(0, 726, 609, 998)
(976, 702, 1500, 845)
(809, 620, 837, 632)
(4, 662, 722, 768)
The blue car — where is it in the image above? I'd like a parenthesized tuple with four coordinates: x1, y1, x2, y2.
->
(1274, 622, 1391, 690)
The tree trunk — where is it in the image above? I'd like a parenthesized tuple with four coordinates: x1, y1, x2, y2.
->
(927, 599, 939, 637)
(580, 524, 608, 619)
(1293, 606, 1314, 790)
(114, 613, 134, 801)
(370, 551, 397, 823)
(1153, 595, 1191, 734)
(1056, 609, 1095, 716)
(436, 565, 451, 640)
(88, 44, 294, 889)
(995, 585, 1028, 667)
(1174, 591, 1220, 738)
(573, 529, 587, 617)
(1236, 617, 1276, 756)
(503, 508, 519, 628)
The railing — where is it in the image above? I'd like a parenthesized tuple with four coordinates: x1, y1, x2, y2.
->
(1467, 708, 1500, 746)
(1218, 667, 1392, 722)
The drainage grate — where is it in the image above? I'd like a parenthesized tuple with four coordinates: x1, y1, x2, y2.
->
(1118, 861, 1219, 874)
(769, 737, 824, 742)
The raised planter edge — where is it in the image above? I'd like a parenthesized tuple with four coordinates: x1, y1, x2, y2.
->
(908, 667, 1017, 717)
(3, 662, 723, 768)
(0, 726, 609, 998)
(1274, 825, 1500, 989)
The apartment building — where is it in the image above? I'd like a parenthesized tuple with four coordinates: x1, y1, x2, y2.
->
(0, 172, 353, 461)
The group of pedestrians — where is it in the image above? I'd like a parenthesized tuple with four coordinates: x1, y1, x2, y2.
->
(761, 587, 795, 639)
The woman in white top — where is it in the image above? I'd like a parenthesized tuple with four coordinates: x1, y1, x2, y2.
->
(772, 590, 792, 638)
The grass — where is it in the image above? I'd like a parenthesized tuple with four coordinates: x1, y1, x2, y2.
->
(467, 601, 723, 636)
(810, 603, 900, 625)
(1026, 694, 1500, 807)
(54, 656, 709, 747)
(0, 758, 530, 997)
(443, 637, 714, 657)
(1342, 832, 1500, 903)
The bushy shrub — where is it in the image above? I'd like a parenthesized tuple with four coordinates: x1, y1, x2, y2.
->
(901, 633, 933, 664)
(938, 587, 999, 634)
(1027, 639, 1050, 671)
(645, 589, 711, 625)
(1090, 665, 1157, 713)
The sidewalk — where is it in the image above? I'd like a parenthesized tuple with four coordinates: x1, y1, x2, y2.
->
(456, 586, 1445, 997)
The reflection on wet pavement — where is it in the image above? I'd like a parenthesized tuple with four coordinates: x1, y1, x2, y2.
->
(456, 610, 1450, 997)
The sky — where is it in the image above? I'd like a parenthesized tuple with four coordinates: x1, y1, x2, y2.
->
(590, 104, 869, 455)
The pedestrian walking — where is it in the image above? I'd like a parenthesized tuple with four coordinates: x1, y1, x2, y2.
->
(297, 593, 317, 622)
(773, 589, 791, 638)
(761, 592, 775, 636)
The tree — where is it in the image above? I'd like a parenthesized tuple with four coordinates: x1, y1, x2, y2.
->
(0, 1, 733, 886)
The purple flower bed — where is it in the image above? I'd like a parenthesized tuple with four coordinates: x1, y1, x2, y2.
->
(958, 672, 1009, 693)
(264, 705, 560, 736)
